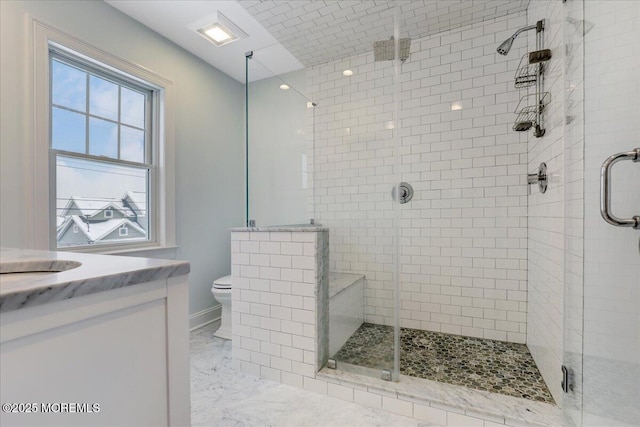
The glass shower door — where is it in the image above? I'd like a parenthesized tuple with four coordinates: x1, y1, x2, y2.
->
(564, 0, 640, 425)
(581, 1, 640, 425)
(320, 2, 401, 381)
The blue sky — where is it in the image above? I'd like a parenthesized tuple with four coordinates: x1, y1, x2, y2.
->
(52, 59, 148, 214)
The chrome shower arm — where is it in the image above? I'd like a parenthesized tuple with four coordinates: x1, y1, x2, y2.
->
(511, 24, 538, 38)
(496, 20, 544, 55)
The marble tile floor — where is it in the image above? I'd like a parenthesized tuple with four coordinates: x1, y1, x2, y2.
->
(190, 322, 432, 427)
(333, 324, 554, 404)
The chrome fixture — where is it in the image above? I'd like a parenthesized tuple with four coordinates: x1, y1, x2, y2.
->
(505, 20, 549, 138)
(600, 148, 640, 229)
(248, 219, 256, 227)
(561, 365, 574, 393)
(497, 21, 542, 56)
(327, 358, 337, 369)
(528, 163, 548, 194)
(392, 182, 414, 204)
(373, 37, 411, 62)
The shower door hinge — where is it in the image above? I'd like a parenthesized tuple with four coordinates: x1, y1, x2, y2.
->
(381, 370, 392, 381)
(561, 365, 573, 393)
(327, 358, 337, 369)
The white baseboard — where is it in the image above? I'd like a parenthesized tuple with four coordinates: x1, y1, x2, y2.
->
(189, 305, 221, 331)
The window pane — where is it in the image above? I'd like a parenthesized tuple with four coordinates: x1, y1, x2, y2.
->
(52, 60, 86, 112)
(121, 87, 145, 128)
(52, 107, 86, 152)
(89, 117, 118, 158)
(56, 155, 149, 247)
(120, 126, 145, 163)
(89, 75, 118, 120)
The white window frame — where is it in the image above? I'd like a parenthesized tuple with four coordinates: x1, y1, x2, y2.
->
(30, 20, 176, 253)
(119, 225, 128, 237)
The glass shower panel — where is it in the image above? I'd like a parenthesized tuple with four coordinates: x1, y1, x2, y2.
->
(318, 3, 401, 381)
(578, 1, 640, 426)
(562, 0, 585, 425)
(246, 52, 314, 227)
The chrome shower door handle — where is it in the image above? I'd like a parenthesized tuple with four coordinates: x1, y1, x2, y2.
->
(600, 148, 640, 229)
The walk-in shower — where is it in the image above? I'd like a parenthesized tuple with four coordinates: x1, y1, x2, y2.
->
(242, 0, 640, 425)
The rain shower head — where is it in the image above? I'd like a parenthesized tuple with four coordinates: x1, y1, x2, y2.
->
(496, 23, 539, 55)
(373, 37, 411, 62)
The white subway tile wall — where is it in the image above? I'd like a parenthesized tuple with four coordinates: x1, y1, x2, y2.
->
(231, 230, 328, 386)
(308, 12, 530, 344)
(525, 0, 565, 404)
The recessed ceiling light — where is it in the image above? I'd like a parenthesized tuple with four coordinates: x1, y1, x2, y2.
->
(280, 84, 290, 90)
(202, 25, 233, 43)
(197, 23, 237, 46)
(343, 69, 354, 76)
(194, 12, 247, 47)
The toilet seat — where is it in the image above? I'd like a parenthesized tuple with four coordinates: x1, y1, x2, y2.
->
(212, 275, 232, 290)
(211, 275, 232, 340)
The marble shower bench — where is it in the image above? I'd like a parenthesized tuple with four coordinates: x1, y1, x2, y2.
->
(328, 272, 364, 357)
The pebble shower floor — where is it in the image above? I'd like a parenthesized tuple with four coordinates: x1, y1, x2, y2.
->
(333, 323, 554, 404)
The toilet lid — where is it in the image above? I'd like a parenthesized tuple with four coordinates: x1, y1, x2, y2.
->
(213, 275, 232, 289)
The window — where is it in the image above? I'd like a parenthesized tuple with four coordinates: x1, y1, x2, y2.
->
(50, 49, 155, 249)
(32, 21, 175, 252)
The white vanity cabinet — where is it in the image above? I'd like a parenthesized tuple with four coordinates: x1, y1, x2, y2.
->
(0, 249, 190, 427)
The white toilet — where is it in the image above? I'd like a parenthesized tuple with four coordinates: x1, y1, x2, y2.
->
(211, 275, 232, 340)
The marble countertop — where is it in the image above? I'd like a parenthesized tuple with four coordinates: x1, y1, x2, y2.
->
(0, 248, 189, 313)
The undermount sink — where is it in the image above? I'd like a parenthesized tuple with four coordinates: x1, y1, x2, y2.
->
(0, 260, 82, 275)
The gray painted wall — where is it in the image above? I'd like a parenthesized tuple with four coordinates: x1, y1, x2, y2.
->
(0, 0, 245, 316)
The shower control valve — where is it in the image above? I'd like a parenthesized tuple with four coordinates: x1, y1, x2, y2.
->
(527, 163, 548, 194)
(391, 182, 414, 204)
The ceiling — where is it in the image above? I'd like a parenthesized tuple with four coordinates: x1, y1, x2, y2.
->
(105, 0, 304, 82)
(238, 0, 529, 67)
(106, 0, 530, 83)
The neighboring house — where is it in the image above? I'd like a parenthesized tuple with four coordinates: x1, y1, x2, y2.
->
(56, 192, 147, 247)
(121, 190, 148, 233)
